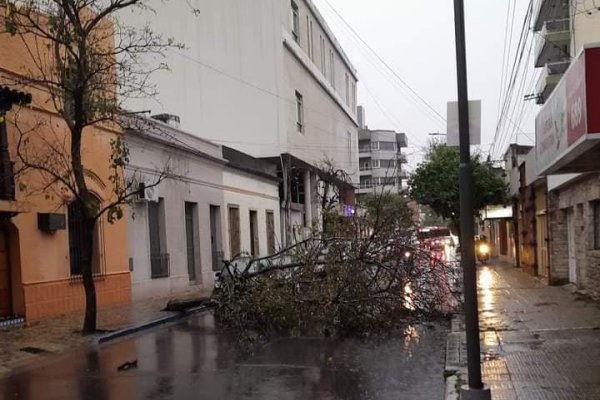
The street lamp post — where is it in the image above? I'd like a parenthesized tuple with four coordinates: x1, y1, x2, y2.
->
(452, 1, 491, 399)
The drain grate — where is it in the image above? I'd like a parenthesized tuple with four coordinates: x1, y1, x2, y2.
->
(20, 346, 48, 354)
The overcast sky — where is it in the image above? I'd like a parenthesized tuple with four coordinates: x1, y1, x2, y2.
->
(313, 0, 536, 169)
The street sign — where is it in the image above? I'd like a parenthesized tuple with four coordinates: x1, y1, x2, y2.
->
(447, 100, 481, 146)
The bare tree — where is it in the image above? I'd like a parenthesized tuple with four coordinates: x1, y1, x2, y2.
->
(1, 0, 181, 333)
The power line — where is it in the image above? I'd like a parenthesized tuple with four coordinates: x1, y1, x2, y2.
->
(321, 0, 446, 125)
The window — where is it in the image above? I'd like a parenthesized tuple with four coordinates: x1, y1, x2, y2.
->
(228, 205, 241, 257)
(320, 35, 326, 73)
(358, 140, 370, 152)
(594, 202, 600, 249)
(295, 91, 304, 133)
(68, 197, 104, 277)
(306, 16, 314, 59)
(347, 131, 352, 162)
(184, 202, 198, 281)
(148, 198, 169, 278)
(329, 49, 335, 87)
(345, 73, 350, 105)
(352, 81, 357, 111)
(291, 1, 299, 42)
(249, 210, 259, 258)
(371, 159, 381, 169)
(379, 141, 396, 151)
(370, 141, 379, 150)
(380, 159, 397, 169)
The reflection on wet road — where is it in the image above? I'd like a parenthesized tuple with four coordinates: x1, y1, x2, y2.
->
(0, 314, 448, 400)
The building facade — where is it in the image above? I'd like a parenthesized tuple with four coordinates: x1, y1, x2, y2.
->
(519, 0, 600, 294)
(125, 116, 280, 300)
(123, 0, 359, 246)
(0, 28, 129, 322)
(356, 107, 408, 195)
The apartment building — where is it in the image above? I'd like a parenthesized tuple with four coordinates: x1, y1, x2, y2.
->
(356, 108, 408, 195)
(520, 0, 600, 293)
(123, 0, 359, 246)
(125, 115, 280, 300)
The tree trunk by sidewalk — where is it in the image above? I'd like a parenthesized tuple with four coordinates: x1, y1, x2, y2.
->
(81, 216, 97, 334)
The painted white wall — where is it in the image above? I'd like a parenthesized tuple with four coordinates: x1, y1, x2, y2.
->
(572, 5, 600, 56)
(121, 0, 359, 180)
(125, 120, 281, 301)
(222, 169, 281, 259)
(126, 131, 226, 300)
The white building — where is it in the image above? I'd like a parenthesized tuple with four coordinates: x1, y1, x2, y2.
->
(123, 0, 359, 245)
(125, 116, 280, 300)
(357, 107, 408, 195)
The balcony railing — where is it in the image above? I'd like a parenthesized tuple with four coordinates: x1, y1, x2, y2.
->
(535, 60, 570, 104)
(535, 19, 570, 67)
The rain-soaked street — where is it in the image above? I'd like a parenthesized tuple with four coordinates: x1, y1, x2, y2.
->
(0, 313, 448, 400)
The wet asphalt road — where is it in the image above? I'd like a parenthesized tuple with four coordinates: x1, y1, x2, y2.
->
(0, 313, 448, 400)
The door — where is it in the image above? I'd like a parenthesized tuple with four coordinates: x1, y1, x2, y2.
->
(537, 214, 549, 278)
(0, 229, 10, 317)
(209, 205, 222, 271)
(249, 210, 259, 258)
(184, 203, 196, 281)
(567, 209, 577, 284)
(228, 206, 240, 258)
(266, 211, 275, 254)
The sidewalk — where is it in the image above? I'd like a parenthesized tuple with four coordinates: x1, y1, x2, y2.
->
(445, 262, 600, 400)
(0, 288, 211, 377)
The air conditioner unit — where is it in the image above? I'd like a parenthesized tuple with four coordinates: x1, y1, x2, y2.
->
(137, 182, 160, 202)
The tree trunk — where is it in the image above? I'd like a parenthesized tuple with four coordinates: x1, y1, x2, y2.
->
(81, 216, 97, 334)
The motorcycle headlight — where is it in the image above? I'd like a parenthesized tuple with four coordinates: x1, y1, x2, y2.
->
(404, 251, 411, 258)
(479, 244, 490, 254)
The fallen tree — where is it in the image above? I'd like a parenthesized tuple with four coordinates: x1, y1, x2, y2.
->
(213, 192, 461, 339)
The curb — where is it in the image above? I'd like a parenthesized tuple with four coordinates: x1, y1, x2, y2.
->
(97, 304, 213, 344)
(444, 315, 465, 400)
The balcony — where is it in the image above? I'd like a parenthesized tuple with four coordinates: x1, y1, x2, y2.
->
(397, 153, 408, 164)
(534, 19, 570, 68)
(535, 60, 570, 104)
(358, 146, 371, 155)
(359, 167, 372, 176)
(533, 0, 569, 32)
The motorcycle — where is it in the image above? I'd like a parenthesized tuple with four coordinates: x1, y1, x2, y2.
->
(476, 242, 490, 264)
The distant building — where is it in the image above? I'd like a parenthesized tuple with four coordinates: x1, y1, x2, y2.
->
(356, 106, 408, 195)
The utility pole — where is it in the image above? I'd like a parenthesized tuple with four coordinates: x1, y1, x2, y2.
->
(452, 1, 491, 399)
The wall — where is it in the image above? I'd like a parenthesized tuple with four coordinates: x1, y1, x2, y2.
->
(548, 173, 600, 295)
(122, 0, 359, 181)
(572, 5, 600, 56)
(222, 169, 281, 259)
(126, 130, 226, 300)
(122, 0, 283, 159)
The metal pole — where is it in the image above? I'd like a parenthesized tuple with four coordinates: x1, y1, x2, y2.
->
(452, 0, 489, 397)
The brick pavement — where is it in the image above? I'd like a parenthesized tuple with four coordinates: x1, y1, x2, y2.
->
(446, 262, 600, 400)
(0, 288, 211, 378)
